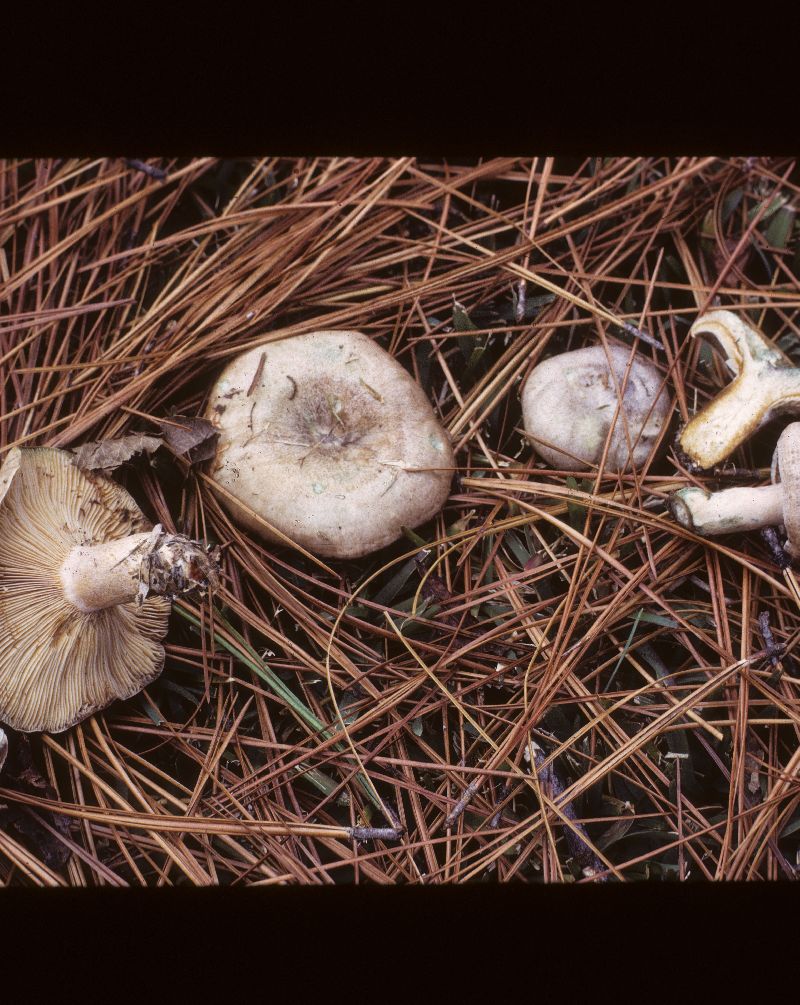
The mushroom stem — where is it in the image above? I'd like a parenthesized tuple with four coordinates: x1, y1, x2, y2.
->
(670, 483, 784, 536)
(677, 311, 800, 469)
(60, 526, 218, 612)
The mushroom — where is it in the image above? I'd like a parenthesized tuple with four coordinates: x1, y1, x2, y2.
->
(671, 422, 800, 553)
(0, 728, 6, 773)
(205, 330, 455, 559)
(0, 447, 219, 733)
(520, 344, 670, 471)
(677, 310, 800, 470)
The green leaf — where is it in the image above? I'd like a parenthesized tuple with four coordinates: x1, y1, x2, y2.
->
(747, 192, 788, 224)
(722, 188, 743, 223)
(174, 603, 385, 817)
(504, 532, 532, 568)
(452, 299, 489, 372)
(140, 695, 165, 726)
(636, 611, 679, 628)
(606, 608, 643, 691)
(779, 814, 800, 839)
(595, 797, 636, 851)
(765, 205, 795, 249)
(295, 763, 350, 806)
(401, 525, 428, 548)
(372, 556, 419, 608)
(161, 678, 204, 702)
(565, 476, 588, 530)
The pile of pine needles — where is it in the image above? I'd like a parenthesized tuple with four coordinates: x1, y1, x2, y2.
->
(1, 156, 800, 885)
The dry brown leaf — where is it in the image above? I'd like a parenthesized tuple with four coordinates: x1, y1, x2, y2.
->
(73, 433, 162, 474)
(158, 415, 218, 463)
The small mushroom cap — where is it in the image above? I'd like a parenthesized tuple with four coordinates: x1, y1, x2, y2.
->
(775, 423, 800, 557)
(0, 448, 171, 734)
(206, 331, 455, 558)
(520, 344, 670, 471)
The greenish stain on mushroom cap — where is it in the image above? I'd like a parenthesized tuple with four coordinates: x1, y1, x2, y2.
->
(206, 331, 455, 559)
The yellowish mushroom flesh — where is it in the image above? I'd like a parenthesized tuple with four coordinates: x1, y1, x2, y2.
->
(206, 331, 455, 559)
(677, 311, 800, 470)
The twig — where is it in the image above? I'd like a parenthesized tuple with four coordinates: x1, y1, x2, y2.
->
(527, 744, 608, 881)
(124, 159, 167, 181)
(619, 320, 664, 351)
(348, 826, 404, 842)
(490, 781, 512, 829)
(445, 779, 481, 829)
(761, 526, 791, 569)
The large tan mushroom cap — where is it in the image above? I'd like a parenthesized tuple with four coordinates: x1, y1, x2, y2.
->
(520, 344, 671, 472)
(0, 448, 171, 734)
(206, 331, 455, 558)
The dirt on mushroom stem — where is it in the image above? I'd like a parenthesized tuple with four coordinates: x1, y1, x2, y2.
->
(0, 447, 219, 734)
(60, 527, 220, 612)
(6, 156, 800, 886)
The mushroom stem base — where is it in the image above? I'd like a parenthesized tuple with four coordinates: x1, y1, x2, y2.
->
(670, 483, 784, 536)
(60, 527, 219, 612)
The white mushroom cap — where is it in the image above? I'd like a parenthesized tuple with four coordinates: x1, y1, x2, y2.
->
(206, 331, 455, 558)
(0, 447, 208, 734)
(520, 344, 671, 472)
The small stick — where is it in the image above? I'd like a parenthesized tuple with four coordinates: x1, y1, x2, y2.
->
(620, 320, 664, 351)
(711, 466, 771, 481)
(124, 159, 167, 181)
(761, 526, 791, 570)
(514, 279, 527, 324)
(755, 611, 779, 667)
(490, 780, 512, 829)
(445, 779, 481, 829)
(348, 826, 404, 842)
(757, 610, 785, 671)
(528, 744, 607, 880)
(246, 352, 267, 396)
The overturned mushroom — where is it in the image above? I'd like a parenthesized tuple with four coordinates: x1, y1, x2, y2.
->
(0, 447, 218, 733)
(206, 331, 455, 559)
(671, 422, 800, 554)
(520, 344, 670, 471)
(677, 310, 800, 470)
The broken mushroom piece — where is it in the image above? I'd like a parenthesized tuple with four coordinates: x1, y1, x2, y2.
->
(206, 330, 455, 559)
(520, 344, 670, 471)
(671, 422, 800, 554)
(0, 447, 219, 733)
(677, 310, 800, 470)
